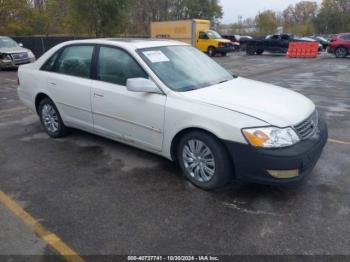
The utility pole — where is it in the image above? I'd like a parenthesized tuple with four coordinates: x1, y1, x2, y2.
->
(238, 15, 242, 34)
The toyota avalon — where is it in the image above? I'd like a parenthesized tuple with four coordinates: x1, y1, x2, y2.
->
(17, 39, 328, 190)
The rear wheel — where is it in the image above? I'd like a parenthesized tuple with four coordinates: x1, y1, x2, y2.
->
(335, 47, 348, 58)
(256, 49, 264, 55)
(39, 98, 68, 138)
(177, 131, 233, 190)
(208, 46, 216, 57)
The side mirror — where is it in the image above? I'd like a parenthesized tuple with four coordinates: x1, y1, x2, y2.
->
(126, 78, 162, 94)
(18, 43, 23, 47)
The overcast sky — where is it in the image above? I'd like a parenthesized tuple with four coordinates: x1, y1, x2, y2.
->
(220, 0, 322, 23)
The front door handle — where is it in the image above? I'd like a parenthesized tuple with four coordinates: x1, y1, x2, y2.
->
(48, 82, 57, 86)
(94, 93, 104, 98)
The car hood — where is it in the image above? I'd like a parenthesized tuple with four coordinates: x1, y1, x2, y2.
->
(219, 39, 231, 43)
(179, 77, 315, 127)
(0, 46, 30, 54)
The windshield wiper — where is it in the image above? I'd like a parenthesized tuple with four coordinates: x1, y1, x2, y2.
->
(218, 80, 229, 84)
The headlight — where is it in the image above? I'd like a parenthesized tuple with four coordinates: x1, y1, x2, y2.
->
(242, 127, 300, 148)
(28, 51, 35, 58)
(0, 54, 11, 61)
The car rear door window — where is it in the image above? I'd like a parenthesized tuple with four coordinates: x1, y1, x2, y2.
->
(97, 47, 147, 86)
(55, 45, 94, 78)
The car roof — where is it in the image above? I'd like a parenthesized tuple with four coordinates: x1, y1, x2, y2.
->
(60, 38, 188, 50)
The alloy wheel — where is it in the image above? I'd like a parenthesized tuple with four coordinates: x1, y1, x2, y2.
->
(41, 104, 59, 133)
(182, 139, 216, 183)
(336, 47, 347, 58)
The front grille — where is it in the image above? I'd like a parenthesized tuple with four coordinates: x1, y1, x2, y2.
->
(11, 52, 29, 60)
(294, 111, 319, 140)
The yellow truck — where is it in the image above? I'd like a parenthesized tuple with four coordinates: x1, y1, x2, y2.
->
(150, 19, 233, 57)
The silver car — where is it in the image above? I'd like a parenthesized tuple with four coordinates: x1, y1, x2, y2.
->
(0, 37, 35, 69)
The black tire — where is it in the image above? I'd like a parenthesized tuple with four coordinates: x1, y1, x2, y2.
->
(221, 52, 227, 57)
(177, 131, 233, 190)
(246, 46, 256, 55)
(256, 49, 264, 55)
(208, 46, 216, 57)
(38, 97, 68, 138)
(335, 47, 348, 58)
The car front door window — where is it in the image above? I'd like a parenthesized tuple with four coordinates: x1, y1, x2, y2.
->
(97, 47, 147, 86)
(199, 32, 208, 40)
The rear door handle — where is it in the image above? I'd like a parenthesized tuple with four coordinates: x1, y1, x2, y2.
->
(48, 82, 57, 86)
(94, 93, 104, 98)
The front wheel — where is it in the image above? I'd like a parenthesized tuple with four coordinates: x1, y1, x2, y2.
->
(177, 131, 233, 190)
(256, 50, 264, 55)
(39, 98, 68, 138)
(208, 46, 216, 57)
(335, 47, 348, 58)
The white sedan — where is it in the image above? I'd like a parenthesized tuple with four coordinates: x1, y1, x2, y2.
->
(17, 39, 328, 190)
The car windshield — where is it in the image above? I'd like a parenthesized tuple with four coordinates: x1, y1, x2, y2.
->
(207, 30, 222, 39)
(137, 45, 234, 92)
(0, 37, 19, 48)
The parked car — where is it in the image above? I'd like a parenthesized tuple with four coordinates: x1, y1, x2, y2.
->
(0, 36, 35, 69)
(246, 34, 321, 55)
(236, 35, 253, 51)
(238, 35, 253, 41)
(308, 36, 330, 50)
(297, 37, 323, 51)
(328, 33, 350, 58)
(18, 39, 328, 190)
(221, 35, 241, 51)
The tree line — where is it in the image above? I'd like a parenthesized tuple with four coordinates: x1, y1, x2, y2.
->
(225, 0, 350, 36)
(1, 0, 349, 37)
(0, 0, 222, 36)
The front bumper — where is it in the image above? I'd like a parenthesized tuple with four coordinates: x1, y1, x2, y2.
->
(0, 57, 35, 68)
(223, 119, 328, 185)
(216, 46, 235, 53)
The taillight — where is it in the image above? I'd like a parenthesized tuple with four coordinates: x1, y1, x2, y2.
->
(219, 42, 225, 47)
(17, 77, 20, 86)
